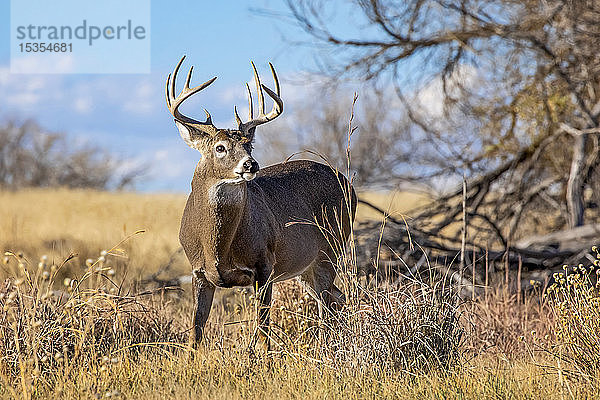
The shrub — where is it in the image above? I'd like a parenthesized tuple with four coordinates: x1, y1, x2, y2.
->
(545, 249, 600, 385)
(0, 247, 187, 385)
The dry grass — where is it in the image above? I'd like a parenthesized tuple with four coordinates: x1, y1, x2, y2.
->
(0, 187, 420, 251)
(0, 188, 186, 279)
(355, 190, 430, 221)
(0, 187, 424, 281)
(0, 188, 599, 399)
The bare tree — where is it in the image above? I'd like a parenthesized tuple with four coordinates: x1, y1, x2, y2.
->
(282, 0, 600, 240)
(0, 120, 143, 190)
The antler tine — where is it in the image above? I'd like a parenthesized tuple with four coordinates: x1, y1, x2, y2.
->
(165, 73, 172, 108)
(269, 62, 280, 97)
(246, 82, 253, 120)
(234, 106, 242, 127)
(238, 62, 283, 133)
(184, 65, 194, 90)
(258, 61, 283, 121)
(233, 82, 254, 130)
(251, 61, 265, 115)
(169, 55, 185, 106)
(261, 84, 283, 120)
(203, 109, 213, 125)
(165, 55, 217, 125)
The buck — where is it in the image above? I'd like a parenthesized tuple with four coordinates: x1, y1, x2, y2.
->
(165, 55, 356, 345)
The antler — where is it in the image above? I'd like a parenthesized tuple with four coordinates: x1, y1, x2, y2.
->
(235, 62, 283, 134)
(166, 55, 217, 126)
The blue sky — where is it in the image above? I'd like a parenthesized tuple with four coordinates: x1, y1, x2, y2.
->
(0, 0, 334, 191)
(0, 1, 439, 192)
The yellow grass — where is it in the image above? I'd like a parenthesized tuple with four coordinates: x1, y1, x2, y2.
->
(0, 188, 429, 276)
(0, 188, 598, 399)
(0, 188, 186, 277)
(355, 190, 430, 221)
(12, 355, 588, 399)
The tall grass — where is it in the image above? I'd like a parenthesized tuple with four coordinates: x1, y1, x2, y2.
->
(275, 93, 465, 374)
(2, 196, 600, 398)
(0, 241, 188, 398)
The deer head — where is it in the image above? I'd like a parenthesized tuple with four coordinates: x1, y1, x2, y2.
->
(166, 55, 283, 183)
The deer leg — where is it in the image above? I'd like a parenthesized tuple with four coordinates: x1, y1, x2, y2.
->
(327, 283, 345, 311)
(192, 269, 215, 345)
(255, 265, 273, 351)
(301, 259, 345, 314)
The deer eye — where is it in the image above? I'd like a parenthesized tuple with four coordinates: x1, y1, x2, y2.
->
(215, 144, 226, 153)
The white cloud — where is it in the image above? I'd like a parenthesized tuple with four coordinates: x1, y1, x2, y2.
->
(123, 81, 158, 115)
(0, 63, 165, 117)
(11, 92, 43, 108)
(11, 54, 76, 74)
(0, 67, 9, 86)
(74, 97, 93, 114)
(147, 144, 198, 180)
(0, 67, 61, 109)
(154, 149, 169, 161)
(218, 83, 246, 105)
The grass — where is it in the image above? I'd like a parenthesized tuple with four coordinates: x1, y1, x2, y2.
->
(0, 188, 185, 279)
(355, 190, 430, 221)
(0, 356, 577, 399)
(0, 187, 425, 285)
(1, 188, 599, 399)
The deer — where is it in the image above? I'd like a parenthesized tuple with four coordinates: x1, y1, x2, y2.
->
(165, 55, 357, 346)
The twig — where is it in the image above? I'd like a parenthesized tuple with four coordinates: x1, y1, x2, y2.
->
(460, 174, 467, 298)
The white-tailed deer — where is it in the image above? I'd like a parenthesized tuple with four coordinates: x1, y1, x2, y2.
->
(166, 55, 356, 345)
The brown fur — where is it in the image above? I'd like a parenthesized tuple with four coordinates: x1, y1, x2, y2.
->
(178, 127, 356, 344)
(166, 58, 356, 344)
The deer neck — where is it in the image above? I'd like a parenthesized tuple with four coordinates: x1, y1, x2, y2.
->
(190, 168, 249, 264)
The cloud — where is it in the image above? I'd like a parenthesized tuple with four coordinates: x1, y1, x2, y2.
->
(74, 97, 93, 114)
(0, 63, 164, 117)
(218, 83, 247, 106)
(154, 149, 169, 161)
(11, 54, 76, 74)
(141, 143, 199, 190)
(0, 66, 62, 109)
(123, 80, 159, 115)
(0, 67, 8, 86)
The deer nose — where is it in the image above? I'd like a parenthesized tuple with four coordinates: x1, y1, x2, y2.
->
(243, 159, 259, 173)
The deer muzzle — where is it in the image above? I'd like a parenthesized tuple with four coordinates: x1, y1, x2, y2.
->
(234, 156, 259, 181)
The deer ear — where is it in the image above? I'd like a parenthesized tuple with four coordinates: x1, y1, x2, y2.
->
(175, 120, 198, 148)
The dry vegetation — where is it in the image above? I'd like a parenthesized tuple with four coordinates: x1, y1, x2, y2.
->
(0, 189, 599, 399)
(0, 189, 185, 280)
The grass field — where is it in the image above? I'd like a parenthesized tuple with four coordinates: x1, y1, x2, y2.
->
(1, 188, 599, 399)
(0, 188, 425, 279)
(0, 189, 185, 279)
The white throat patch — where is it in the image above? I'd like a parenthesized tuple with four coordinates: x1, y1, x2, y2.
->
(207, 179, 245, 205)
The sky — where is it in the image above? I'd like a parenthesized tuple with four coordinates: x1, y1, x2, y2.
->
(0, 0, 440, 192)
(0, 0, 334, 191)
